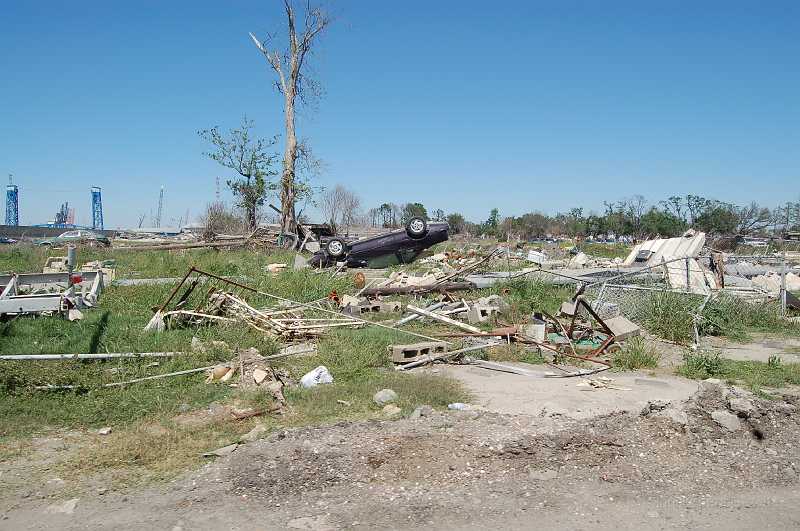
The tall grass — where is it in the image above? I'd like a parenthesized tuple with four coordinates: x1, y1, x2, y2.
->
(679, 350, 800, 391)
(635, 290, 799, 344)
(611, 337, 660, 370)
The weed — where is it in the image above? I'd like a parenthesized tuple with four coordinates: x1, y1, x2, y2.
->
(634, 290, 800, 344)
(678, 351, 800, 391)
(612, 337, 660, 370)
(699, 295, 790, 341)
(481, 278, 572, 322)
(637, 291, 697, 343)
(483, 343, 545, 364)
(679, 350, 724, 379)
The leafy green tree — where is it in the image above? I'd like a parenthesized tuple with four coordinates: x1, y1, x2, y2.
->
(198, 117, 278, 230)
(401, 202, 429, 223)
(446, 213, 466, 234)
(694, 203, 738, 234)
(481, 208, 500, 237)
(640, 207, 686, 237)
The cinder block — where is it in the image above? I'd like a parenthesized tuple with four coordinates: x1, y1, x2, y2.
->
(467, 304, 498, 324)
(389, 341, 448, 363)
(379, 301, 402, 313)
(559, 301, 577, 316)
(604, 315, 641, 341)
(342, 303, 382, 317)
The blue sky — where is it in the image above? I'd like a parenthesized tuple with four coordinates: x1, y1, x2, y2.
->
(1, 0, 798, 228)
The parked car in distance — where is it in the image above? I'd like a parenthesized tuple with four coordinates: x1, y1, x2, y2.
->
(310, 217, 449, 268)
(0, 237, 18, 244)
(37, 230, 111, 247)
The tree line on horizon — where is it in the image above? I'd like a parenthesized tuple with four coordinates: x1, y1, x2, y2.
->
(364, 194, 800, 241)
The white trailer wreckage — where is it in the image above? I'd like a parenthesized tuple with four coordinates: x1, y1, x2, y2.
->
(0, 271, 104, 321)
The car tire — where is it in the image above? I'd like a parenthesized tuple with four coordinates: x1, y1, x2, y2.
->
(325, 238, 348, 259)
(405, 217, 428, 239)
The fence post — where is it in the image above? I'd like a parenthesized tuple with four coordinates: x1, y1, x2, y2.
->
(685, 257, 691, 292)
(780, 250, 787, 317)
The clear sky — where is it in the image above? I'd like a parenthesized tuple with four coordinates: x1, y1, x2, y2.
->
(2, 0, 798, 228)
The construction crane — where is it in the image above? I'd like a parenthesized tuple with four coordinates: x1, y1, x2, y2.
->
(5, 175, 19, 226)
(91, 186, 104, 230)
(155, 186, 164, 228)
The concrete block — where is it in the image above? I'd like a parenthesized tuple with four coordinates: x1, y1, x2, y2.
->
(467, 304, 498, 324)
(559, 301, 577, 316)
(477, 295, 510, 314)
(521, 319, 546, 342)
(604, 315, 642, 341)
(342, 303, 382, 317)
(379, 301, 402, 313)
(389, 341, 448, 363)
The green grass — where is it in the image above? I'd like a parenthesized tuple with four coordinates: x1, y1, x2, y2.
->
(678, 350, 800, 391)
(635, 291, 800, 344)
(483, 343, 546, 364)
(611, 337, 660, 370)
(0, 247, 466, 450)
(578, 242, 631, 260)
(0, 244, 287, 279)
(480, 277, 573, 322)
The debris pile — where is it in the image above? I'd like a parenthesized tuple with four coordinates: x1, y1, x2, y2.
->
(1, 250, 105, 321)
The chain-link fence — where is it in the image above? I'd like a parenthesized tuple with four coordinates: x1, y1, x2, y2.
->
(571, 251, 798, 344)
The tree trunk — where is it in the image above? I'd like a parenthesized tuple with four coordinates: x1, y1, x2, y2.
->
(247, 205, 257, 232)
(280, 82, 298, 234)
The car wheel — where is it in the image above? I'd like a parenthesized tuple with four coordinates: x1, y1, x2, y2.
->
(405, 217, 428, 239)
(325, 238, 348, 259)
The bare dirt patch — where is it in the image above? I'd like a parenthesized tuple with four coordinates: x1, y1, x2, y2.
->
(4, 381, 799, 530)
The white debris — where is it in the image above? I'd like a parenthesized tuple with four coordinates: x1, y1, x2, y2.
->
(300, 366, 333, 388)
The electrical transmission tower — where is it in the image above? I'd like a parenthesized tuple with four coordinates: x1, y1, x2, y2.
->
(5, 175, 19, 226)
(91, 186, 104, 230)
(155, 186, 164, 228)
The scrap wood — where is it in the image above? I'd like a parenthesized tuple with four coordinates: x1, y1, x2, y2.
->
(463, 358, 542, 376)
(432, 249, 500, 286)
(543, 365, 611, 378)
(394, 301, 447, 326)
(263, 343, 317, 361)
(150, 267, 453, 346)
(35, 364, 221, 391)
(1, 352, 180, 361)
(115, 240, 250, 252)
(406, 305, 483, 334)
(359, 282, 475, 296)
(576, 377, 631, 391)
(433, 326, 518, 338)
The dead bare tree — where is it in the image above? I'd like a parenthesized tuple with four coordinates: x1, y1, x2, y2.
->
(320, 184, 361, 234)
(736, 201, 773, 235)
(249, 1, 332, 236)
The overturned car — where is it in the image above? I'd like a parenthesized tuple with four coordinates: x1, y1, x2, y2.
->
(310, 217, 449, 268)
